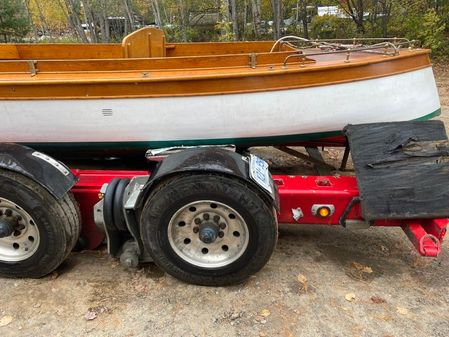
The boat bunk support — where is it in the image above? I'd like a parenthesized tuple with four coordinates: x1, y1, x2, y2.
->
(305, 146, 332, 175)
(339, 144, 350, 171)
(275, 145, 335, 174)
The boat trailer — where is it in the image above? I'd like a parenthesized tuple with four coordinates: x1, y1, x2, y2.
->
(72, 170, 447, 258)
(0, 120, 448, 285)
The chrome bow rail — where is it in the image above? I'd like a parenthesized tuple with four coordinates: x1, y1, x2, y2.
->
(271, 36, 419, 68)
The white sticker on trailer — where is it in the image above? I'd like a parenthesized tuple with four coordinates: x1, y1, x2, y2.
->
(249, 155, 273, 195)
(32, 152, 70, 176)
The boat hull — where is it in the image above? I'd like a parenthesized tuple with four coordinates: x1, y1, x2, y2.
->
(0, 67, 441, 158)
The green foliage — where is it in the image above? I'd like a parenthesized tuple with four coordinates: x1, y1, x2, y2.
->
(165, 25, 218, 42)
(310, 15, 356, 39)
(2, 0, 446, 58)
(215, 21, 234, 41)
(0, 0, 30, 42)
(418, 9, 447, 57)
(389, 3, 448, 58)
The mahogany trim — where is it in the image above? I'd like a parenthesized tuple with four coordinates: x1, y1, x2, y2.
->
(0, 50, 431, 100)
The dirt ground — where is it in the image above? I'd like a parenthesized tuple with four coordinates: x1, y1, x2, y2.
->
(1, 67, 449, 337)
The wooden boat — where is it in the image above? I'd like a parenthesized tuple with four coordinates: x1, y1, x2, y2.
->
(0, 28, 441, 159)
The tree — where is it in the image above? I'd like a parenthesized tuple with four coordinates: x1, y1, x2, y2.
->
(300, 0, 309, 39)
(271, 0, 282, 39)
(24, 0, 40, 40)
(378, 0, 393, 37)
(5, 0, 447, 59)
(251, 0, 262, 38)
(0, 0, 30, 42)
(81, 0, 99, 42)
(219, 0, 233, 40)
(310, 14, 356, 39)
(123, 0, 135, 33)
(229, 0, 239, 40)
(178, 0, 188, 41)
(418, 8, 446, 55)
(33, 0, 53, 40)
(97, 0, 111, 42)
(366, 0, 393, 37)
(338, 0, 367, 34)
(60, 0, 89, 42)
(151, 0, 163, 27)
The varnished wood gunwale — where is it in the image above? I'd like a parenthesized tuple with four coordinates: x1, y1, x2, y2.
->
(0, 43, 123, 60)
(0, 41, 291, 60)
(0, 50, 431, 100)
(165, 41, 292, 56)
(0, 51, 311, 73)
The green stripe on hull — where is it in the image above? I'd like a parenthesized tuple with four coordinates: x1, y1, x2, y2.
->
(414, 108, 441, 121)
(23, 108, 442, 152)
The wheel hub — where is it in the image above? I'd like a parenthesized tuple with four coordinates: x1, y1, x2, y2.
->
(0, 197, 40, 262)
(167, 200, 249, 269)
(0, 218, 15, 238)
(198, 223, 219, 244)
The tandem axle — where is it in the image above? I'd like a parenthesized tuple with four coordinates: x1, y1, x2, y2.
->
(0, 120, 448, 285)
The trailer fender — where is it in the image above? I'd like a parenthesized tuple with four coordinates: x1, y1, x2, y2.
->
(136, 148, 279, 210)
(0, 143, 77, 199)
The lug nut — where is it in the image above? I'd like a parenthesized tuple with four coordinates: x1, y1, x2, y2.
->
(219, 223, 227, 229)
(194, 218, 201, 225)
(218, 231, 224, 238)
(213, 215, 220, 223)
(193, 226, 199, 233)
(203, 213, 210, 220)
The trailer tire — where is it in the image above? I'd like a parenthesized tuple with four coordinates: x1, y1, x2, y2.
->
(113, 178, 130, 231)
(60, 192, 82, 258)
(140, 174, 278, 286)
(0, 169, 80, 278)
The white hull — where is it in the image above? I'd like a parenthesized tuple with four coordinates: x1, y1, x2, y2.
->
(0, 67, 441, 150)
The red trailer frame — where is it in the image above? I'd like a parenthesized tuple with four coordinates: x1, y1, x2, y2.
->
(71, 169, 448, 258)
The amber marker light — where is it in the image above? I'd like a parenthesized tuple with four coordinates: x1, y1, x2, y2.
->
(318, 206, 331, 218)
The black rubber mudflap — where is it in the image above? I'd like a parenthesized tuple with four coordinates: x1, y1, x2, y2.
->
(344, 120, 449, 220)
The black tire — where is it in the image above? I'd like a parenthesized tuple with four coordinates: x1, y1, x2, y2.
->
(0, 169, 80, 278)
(60, 191, 82, 257)
(140, 174, 278, 286)
(113, 178, 130, 231)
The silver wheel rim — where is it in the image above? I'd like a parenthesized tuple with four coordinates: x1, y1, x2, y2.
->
(168, 200, 249, 269)
(0, 197, 40, 262)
